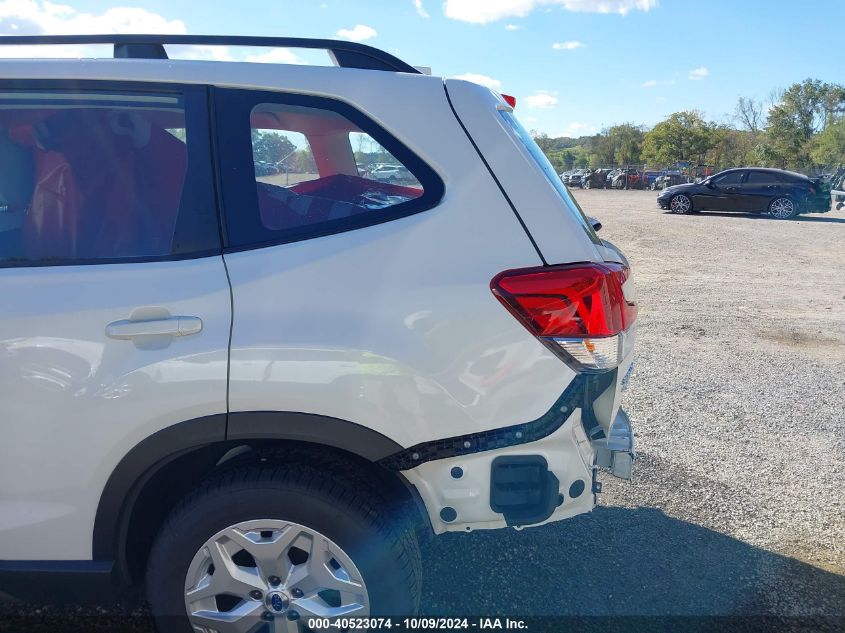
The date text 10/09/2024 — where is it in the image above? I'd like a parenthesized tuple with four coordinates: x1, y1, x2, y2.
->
(307, 618, 529, 630)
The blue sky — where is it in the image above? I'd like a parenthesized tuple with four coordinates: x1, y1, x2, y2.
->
(2, 0, 844, 137)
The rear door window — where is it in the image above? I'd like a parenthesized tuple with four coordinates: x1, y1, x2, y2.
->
(214, 91, 441, 249)
(0, 87, 218, 266)
(746, 171, 775, 186)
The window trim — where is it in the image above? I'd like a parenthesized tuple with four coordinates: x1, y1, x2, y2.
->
(712, 169, 746, 186)
(211, 87, 445, 253)
(0, 79, 222, 269)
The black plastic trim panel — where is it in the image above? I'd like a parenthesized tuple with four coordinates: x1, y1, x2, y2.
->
(92, 414, 227, 561)
(379, 375, 586, 471)
(0, 560, 115, 604)
(227, 411, 404, 461)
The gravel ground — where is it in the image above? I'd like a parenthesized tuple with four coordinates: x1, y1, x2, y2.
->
(3, 190, 844, 630)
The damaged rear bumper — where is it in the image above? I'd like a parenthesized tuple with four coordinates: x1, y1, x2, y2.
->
(592, 408, 636, 480)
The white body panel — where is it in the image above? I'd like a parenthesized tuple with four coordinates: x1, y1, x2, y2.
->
(0, 58, 634, 559)
(0, 258, 230, 559)
(444, 79, 604, 267)
(405, 409, 595, 533)
(223, 66, 573, 442)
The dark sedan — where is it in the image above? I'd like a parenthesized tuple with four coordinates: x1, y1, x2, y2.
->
(657, 168, 830, 219)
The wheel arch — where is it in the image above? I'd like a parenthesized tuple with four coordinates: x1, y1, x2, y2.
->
(93, 412, 417, 589)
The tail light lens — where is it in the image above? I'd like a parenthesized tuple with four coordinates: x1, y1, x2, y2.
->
(491, 263, 637, 372)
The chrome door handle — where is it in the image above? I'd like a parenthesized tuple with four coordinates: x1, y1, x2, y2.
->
(106, 316, 202, 340)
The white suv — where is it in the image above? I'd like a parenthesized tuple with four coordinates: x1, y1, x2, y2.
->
(0, 35, 637, 630)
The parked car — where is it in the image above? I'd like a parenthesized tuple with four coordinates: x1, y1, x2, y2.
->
(254, 160, 279, 176)
(0, 34, 638, 629)
(562, 168, 587, 188)
(609, 167, 646, 190)
(643, 170, 661, 188)
(369, 163, 412, 182)
(657, 167, 831, 218)
(582, 168, 612, 189)
(652, 171, 686, 190)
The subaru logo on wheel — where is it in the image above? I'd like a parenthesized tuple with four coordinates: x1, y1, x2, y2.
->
(270, 592, 287, 612)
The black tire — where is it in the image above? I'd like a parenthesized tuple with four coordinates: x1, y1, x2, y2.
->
(146, 464, 422, 632)
(669, 193, 693, 214)
(585, 179, 592, 189)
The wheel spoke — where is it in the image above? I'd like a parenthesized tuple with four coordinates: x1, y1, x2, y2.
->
(272, 616, 303, 633)
(206, 541, 266, 596)
(226, 524, 306, 581)
(293, 596, 367, 619)
(191, 600, 264, 633)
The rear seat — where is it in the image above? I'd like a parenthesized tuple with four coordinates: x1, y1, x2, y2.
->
(10, 110, 187, 261)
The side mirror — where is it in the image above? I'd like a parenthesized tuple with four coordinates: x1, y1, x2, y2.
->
(705, 180, 715, 189)
(587, 216, 602, 232)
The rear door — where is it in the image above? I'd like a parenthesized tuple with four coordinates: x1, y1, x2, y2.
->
(741, 170, 781, 211)
(0, 82, 230, 560)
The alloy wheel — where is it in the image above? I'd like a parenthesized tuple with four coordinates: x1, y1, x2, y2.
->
(769, 197, 795, 219)
(670, 194, 692, 214)
(184, 519, 369, 632)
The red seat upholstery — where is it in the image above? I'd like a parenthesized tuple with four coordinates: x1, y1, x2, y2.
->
(17, 110, 187, 260)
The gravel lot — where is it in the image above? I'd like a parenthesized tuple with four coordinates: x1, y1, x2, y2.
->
(421, 190, 845, 621)
(3, 189, 844, 630)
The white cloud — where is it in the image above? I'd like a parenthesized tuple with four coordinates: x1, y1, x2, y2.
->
(552, 40, 583, 50)
(688, 66, 709, 80)
(524, 91, 558, 108)
(642, 79, 657, 87)
(451, 72, 502, 90)
(444, 0, 658, 24)
(336, 24, 377, 42)
(0, 1, 306, 64)
(550, 121, 595, 137)
(0, 0, 189, 57)
(505, 23, 520, 30)
(413, 0, 430, 17)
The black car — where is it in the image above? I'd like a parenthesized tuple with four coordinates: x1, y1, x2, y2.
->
(656, 168, 831, 219)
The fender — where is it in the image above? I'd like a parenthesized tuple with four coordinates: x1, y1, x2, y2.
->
(93, 411, 405, 565)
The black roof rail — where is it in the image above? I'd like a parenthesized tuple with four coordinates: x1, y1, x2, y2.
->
(0, 34, 421, 74)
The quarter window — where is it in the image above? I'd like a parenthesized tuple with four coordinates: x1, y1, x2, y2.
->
(0, 91, 210, 265)
(249, 103, 424, 234)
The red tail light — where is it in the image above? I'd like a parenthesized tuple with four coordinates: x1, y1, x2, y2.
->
(501, 94, 517, 108)
(491, 263, 637, 371)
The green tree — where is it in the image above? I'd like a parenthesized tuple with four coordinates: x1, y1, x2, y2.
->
(810, 117, 845, 166)
(762, 79, 845, 169)
(641, 110, 715, 167)
(251, 131, 297, 166)
(706, 125, 757, 170)
(608, 123, 645, 165)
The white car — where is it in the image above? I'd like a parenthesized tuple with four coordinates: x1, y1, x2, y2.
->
(0, 35, 637, 630)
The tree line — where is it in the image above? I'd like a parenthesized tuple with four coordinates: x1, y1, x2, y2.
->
(534, 78, 845, 175)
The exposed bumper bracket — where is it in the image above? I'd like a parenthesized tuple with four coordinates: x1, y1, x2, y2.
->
(592, 408, 636, 480)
